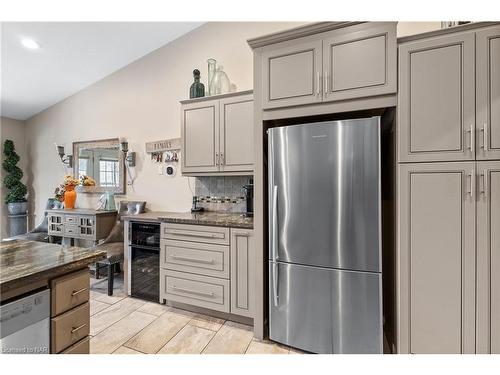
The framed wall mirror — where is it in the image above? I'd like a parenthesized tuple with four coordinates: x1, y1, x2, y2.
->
(72, 138, 125, 194)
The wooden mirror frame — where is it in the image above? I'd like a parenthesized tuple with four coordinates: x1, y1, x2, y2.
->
(72, 138, 125, 194)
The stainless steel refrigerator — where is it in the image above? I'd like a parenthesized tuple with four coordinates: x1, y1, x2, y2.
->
(268, 117, 382, 354)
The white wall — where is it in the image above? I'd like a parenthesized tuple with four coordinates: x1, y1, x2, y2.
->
(24, 21, 442, 226)
(0, 116, 27, 238)
(24, 22, 307, 225)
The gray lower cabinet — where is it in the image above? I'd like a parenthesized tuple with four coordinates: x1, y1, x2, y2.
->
(398, 32, 476, 162)
(230, 229, 254, 318)
(322, 22, 396, 102)
(181, 91, 254, 175)
(476, 26, 500, 160)
(398, 162, 476, 354)
(160, 223, 254, 319)
(476, 161, 500, 354)
(261, 22, 396, 109)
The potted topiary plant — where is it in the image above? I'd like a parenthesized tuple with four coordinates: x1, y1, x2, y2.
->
(3, 139, 28, 215)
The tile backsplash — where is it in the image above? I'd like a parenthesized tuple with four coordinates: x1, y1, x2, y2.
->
(194, 176, 252, 213)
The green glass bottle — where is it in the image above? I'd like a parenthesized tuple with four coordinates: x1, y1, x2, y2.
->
(189, 69, 205, 98)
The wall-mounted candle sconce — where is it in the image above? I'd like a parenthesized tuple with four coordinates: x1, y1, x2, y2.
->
(120, 139, 136, 167)
(55, 144, 73, 168)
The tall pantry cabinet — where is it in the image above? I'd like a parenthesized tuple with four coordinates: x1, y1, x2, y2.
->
(397, 24, 500, 354)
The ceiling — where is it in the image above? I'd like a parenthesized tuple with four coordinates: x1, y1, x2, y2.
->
(1, 22, 203, 120)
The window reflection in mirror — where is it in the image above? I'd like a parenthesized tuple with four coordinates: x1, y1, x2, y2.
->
(73, 138, 124, 194)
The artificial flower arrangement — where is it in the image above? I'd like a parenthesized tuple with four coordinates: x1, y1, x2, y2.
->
(80, 175, 96, 187)
(54, 175, 80, 202)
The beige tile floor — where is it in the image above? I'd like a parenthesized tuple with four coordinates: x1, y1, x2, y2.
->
(89, 274, 303, 354)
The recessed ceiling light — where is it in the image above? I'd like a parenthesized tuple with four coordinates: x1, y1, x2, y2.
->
(21, 38, 40, 50)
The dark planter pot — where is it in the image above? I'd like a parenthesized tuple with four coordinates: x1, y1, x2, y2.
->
(7, 201, 28, 215)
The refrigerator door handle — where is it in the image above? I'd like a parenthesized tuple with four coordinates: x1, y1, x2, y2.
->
(272, 262, 279, 306)
(272, 185, 278, 261)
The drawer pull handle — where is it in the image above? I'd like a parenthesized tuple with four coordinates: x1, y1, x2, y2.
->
(171, 255, 214, 264)
(172, 285, 215, 298)
(71, 287, 88, 296)
(168, 229, 224, 239)
(71, 323, 86, 334)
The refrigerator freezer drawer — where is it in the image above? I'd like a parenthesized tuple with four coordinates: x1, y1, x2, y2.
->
(269, 261, 382, 354)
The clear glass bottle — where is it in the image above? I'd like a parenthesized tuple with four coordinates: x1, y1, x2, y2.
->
(207, 58, 217, 96)
(211, 66, 230, 95)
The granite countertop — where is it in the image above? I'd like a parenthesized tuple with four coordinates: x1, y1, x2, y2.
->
(122, 211, 254, 229)
(0, 240, 106, 295)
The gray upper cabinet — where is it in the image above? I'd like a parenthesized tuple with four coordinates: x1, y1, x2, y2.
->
(398, 162, 476, 354)
(476, 161, 500, 354)
(181, 92, 254, 175)
(261, 22, 396, 110)
(398, 32, 476, 162)
(322, 22, 396, 102)
(181, 99, 220, 173)
(476, 26, 500, 160)
(219, 94, 254, 172)
(262, 38, 322, 109)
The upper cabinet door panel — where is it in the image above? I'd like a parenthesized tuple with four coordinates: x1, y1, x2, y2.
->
(476, 26, 500, 160)
(323, 22, 396, 102)
(220, 94, 254, 172)
(398, 32, 476, 162)
(262, 38, 322, 109)
(181, 100, 219, 173)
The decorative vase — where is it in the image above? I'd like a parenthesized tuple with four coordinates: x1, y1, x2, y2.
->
(189, 69, 205, 98)
(210, 66, 230, 95)
(64, 185, 77, 209)
(207, 58, 217, 96)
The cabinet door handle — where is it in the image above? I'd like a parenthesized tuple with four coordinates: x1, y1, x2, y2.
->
(484, 123, 488, 151)
(169, 229, 223, 239)
(316, 72, 321, 96)
(171, 254, 214, 264)
(466, 172, 473, 198)
(215, 152, 219, 166)
(479, 171, 486, 197)
(71, 287, 87, 296)
(220, 152, 225, 165)
(172, 285, 214, 298)
(71, 323, 86, 334)
(324, 71, 328, 95)
(466, 125, 474, 153)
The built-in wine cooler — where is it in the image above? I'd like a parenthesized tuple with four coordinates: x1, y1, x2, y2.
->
(130, 222, 160, 302)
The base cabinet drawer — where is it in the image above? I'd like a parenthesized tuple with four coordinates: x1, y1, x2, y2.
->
(162, 223, 230, 245)
(50, 269, 90, 316)
(61, 336, 90, 354)
(51, 302, 90, 353)
(161, 239, 229, 279)
(160, 269, 229, 313)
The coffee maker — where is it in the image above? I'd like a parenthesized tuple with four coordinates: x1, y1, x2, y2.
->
(242, 179, 254, 217)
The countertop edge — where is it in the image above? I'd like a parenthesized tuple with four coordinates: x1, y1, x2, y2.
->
(1, 251, 106, 295)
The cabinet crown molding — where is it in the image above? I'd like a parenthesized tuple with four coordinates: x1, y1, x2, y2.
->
(247, 22, 364, 49)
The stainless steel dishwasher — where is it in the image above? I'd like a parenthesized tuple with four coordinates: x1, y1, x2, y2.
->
(0, 289, 50, 354)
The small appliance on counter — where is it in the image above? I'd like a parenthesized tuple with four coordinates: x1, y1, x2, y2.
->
(129, 222, 160, 302)
(190, 196, 204, 213)
(242, 179, 254, 217)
